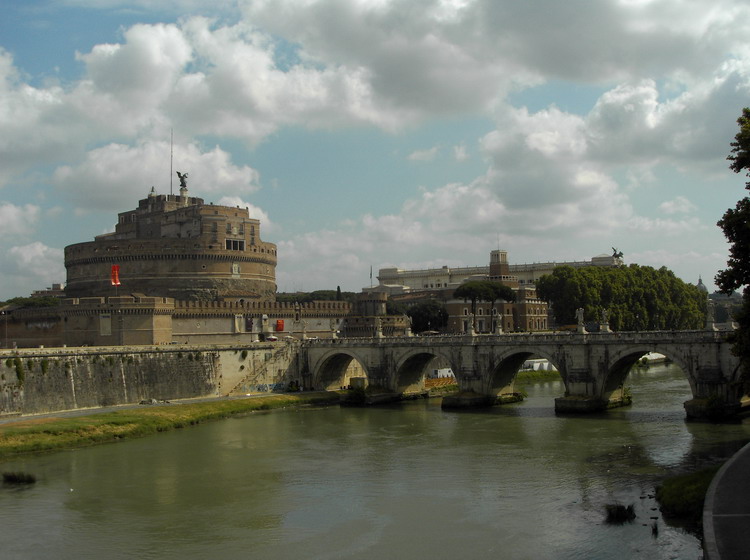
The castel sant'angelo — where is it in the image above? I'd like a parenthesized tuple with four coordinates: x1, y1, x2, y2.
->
(5, 174, 360, 348)
(64, 180, 278, 302)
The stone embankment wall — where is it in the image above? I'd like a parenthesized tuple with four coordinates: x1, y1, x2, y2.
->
(0, 342, 300, 416)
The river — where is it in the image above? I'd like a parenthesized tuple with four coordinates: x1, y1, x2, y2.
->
(2, 364, 750, 560)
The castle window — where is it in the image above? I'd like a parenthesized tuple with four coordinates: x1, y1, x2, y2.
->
(226, 223, 232, 234)
(225, 239, 245, 251)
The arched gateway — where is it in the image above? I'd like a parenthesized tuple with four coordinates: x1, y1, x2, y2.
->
(301, 330, 741, 419)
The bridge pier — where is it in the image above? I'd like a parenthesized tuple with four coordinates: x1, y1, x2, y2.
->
(684, 377, 745, 420)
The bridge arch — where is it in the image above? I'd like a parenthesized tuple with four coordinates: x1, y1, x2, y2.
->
(488, 347, 563, 396)
(310, 349, 371, 391)
(394, 349, 457, 394)
(603, 347, 695, 401)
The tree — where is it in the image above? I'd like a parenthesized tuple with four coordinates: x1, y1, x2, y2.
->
(537, 264, 704, 330)
(406, 300, 448, 332)
(1, 296, 60, 309)
(454, 281, 516, 330)
(717, 108, 750, 373)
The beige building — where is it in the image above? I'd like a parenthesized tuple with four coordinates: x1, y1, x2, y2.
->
(445, 251, 548, 333)
(371, 250, 624, 294)
(3, 295, 355, 348)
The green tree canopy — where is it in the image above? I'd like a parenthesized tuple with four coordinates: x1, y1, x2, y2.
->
(275, 290, 358, 304)
(405, 300, 448, 332)
(717, 108, 750, 373)
(536, 264, 705, 331)
(1, 296, 61, 309)
(453, 281, 516, 317)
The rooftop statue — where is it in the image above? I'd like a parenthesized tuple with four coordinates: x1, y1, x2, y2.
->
(612, 247, 623, 259)
(176, 171, 188, 188)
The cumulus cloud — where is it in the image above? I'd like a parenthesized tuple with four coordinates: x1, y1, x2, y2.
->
(3, 242, 65, 295)
(659, 196, 697, 215)
(4, 0, 750, 298)
(407, 147, 439, 161)
(52, 140, 261, 212)
(0, 203, 41, 237)
(453, 143, 469, 161)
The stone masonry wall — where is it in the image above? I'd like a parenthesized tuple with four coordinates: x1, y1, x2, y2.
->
(0, 343, 300, 416)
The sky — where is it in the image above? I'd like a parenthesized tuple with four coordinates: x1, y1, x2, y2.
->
(1, 0, 749, 299)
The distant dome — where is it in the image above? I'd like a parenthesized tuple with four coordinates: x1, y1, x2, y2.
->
(696, 276, 708, 293)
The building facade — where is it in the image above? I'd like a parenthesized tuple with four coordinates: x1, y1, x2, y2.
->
(371, 250, 624, 294)
(444, 251, 548, 333)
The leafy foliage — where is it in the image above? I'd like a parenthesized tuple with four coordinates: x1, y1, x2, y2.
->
(453, 281, 516, 316)
(405, 300, 448, 332)
(536, 264, 705, 330)
(275, 290, 358, 304)
(717, 108, 750, 373)
(1, 296, 61, 309)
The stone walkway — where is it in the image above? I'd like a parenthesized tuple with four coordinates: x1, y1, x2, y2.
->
(704, 441, 750, 559)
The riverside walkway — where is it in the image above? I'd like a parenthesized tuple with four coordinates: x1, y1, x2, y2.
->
(704, 441, 750, 559)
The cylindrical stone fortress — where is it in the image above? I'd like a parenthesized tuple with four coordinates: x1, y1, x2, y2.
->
(65, 185, 277, 302)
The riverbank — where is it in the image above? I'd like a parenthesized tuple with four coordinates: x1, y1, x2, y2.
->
(0, 374, 562, 459)
(0, 392, 340, 460)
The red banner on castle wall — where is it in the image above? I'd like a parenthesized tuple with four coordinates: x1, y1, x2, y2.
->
(111, 265, 121, 286)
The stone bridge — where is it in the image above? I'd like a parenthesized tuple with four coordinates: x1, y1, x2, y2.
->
(301, 330, 742, 418)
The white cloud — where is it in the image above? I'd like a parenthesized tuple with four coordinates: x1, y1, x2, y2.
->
(626, 215, 704, 236)
(52, 141, 261, 213)
(453, 143, 469, 161)
(0, 203, 40, 237)
(407, 147, 439, 161)
(4, 0, 750, 299)
(659, 196, 697, 215)
(3, 242, 65, 296)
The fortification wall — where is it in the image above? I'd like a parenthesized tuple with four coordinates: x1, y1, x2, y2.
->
(0, 343, 300, 416)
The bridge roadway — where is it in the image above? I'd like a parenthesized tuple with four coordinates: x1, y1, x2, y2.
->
(301, 329, 741, 417)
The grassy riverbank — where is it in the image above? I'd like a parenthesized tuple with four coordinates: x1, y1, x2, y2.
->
(656, 465, 722, 528)
(0, 392, 340, 460)
(515, 369, 561, 383)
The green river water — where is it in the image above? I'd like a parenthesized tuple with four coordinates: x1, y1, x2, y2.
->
(2, 364, 750, 559)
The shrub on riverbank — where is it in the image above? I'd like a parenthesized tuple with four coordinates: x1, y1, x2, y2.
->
(2, 471, 36, 484)
(0, 392, 339, 459)
(656, 465, 721, 525)
(515, 370, 561, 384)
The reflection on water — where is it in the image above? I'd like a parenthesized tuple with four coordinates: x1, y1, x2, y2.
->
(2, 364, 749, 559)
